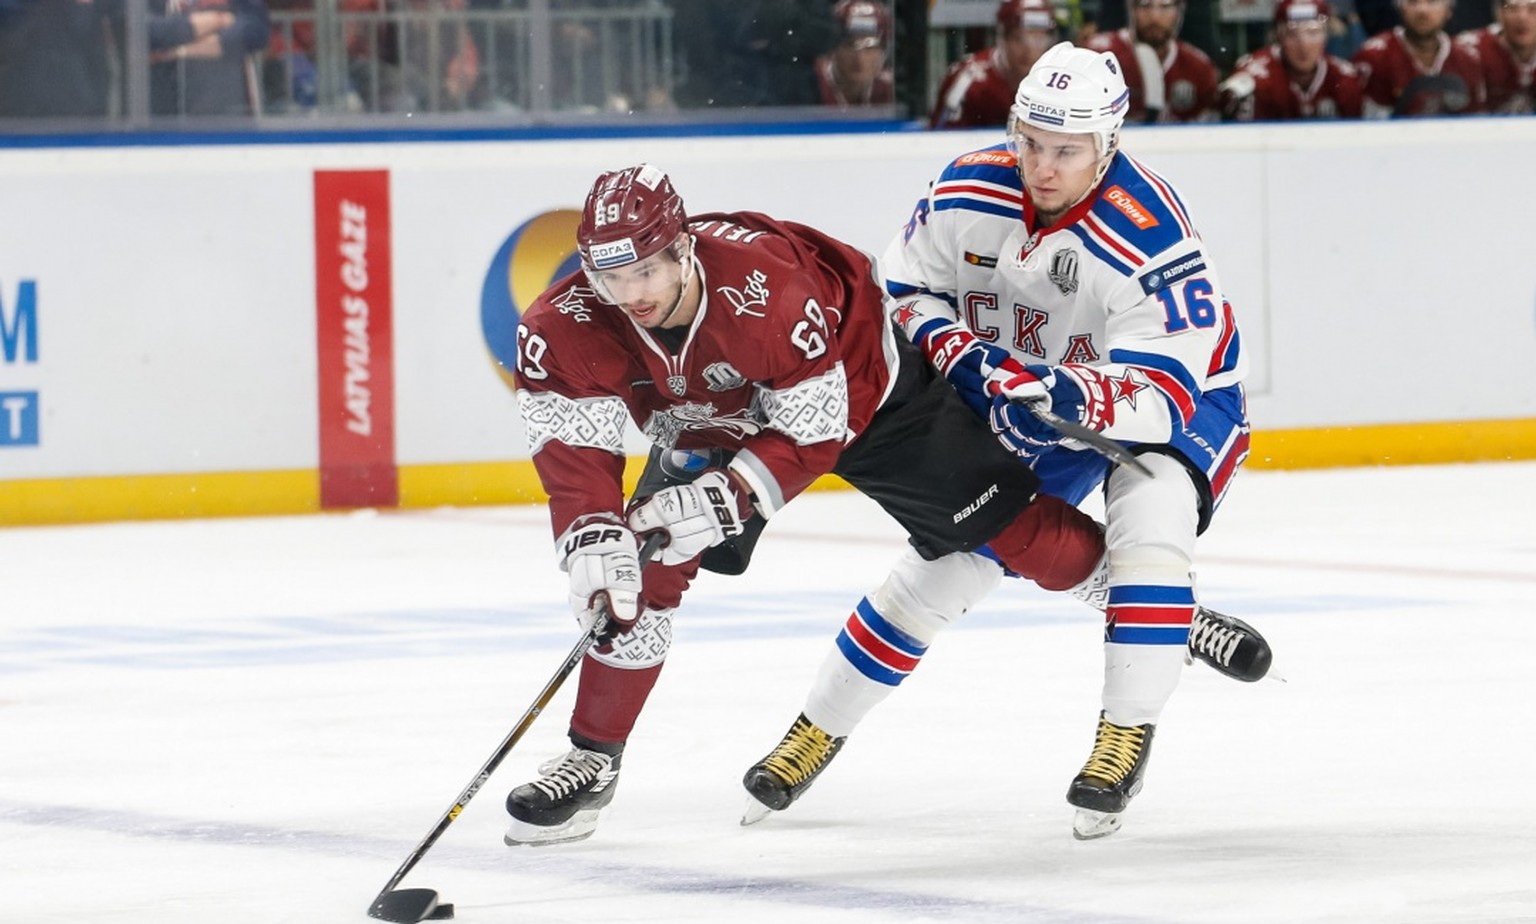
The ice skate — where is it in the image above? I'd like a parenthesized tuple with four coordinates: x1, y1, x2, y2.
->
(1188, 607, 1273, 682)
(1067, 713, 1155, 840)
(740, 713, 846, 824)
(504, 746, 621, 846)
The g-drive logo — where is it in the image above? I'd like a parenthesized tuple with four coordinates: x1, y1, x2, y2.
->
(589, 238, 638, 269)
(2, 278, 40, 447)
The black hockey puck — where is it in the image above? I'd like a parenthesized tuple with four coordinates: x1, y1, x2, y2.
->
(427, 903, 455, 920)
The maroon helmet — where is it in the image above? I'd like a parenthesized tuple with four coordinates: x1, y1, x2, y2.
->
(833, 0, 892, 49)
(576, 164, 687, 273)
(1273, 0, 1331, 27)
(997, 0, 1058, 33)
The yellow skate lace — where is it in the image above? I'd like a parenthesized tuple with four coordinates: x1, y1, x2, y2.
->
(1079, 717, 1146, 786)
(760, 718, 837, 786)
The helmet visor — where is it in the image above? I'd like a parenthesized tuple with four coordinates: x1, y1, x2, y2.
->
(584, 240, 688, 306)
(1007, 117, 1104, 169)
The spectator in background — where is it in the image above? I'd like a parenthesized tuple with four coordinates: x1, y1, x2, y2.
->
(930, 0, 1058, 128)
(263, 0, 395, 113)
(0, 0, 118, 119)
(1353, 0, 1484, 114)
(1458, 0, 1536, 112)
(1083, 0, 1220, 122)
(815, 0, 895, 107)
(390, 0, 481, 112)
(149, 0, 270, 116)
(1220, 0, 1365, 119)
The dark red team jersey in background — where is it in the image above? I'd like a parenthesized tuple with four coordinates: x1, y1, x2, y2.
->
(1458, 25, 1536, 113)
(1221, 46, 1365, 119)
(1353, 28, 1485, 114)
(1084, 30, 1220, 122)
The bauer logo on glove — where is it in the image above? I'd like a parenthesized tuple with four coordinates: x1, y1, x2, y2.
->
(558, 518, 643, 634)
(565, 526, 629, 557)
(627, 470, 750, 566)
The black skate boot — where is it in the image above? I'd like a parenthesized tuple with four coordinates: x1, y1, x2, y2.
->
(740, 713, 846, 824)
(504, 742, 622, 846)
(1188, 607, 1273, 682)
(1067, 712, 1156, 840)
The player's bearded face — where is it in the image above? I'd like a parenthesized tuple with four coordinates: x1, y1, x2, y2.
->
(590, 247, 689, 328)
(1016, 125, 1105, 220)
(1131, 0, 1180, 45)
(1399, 0, 1451, 37)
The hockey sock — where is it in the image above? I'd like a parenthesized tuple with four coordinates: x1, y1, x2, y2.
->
(803, 597, 927, 738)
(987, 494, 1105, 591)
(569, 655, 665, 745)
(568, 605, 674, 745)
(1101, 583, 1195, 726)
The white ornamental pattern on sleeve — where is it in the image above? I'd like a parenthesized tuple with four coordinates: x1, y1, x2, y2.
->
(753, 363, 851, 446)
(590, 608, 674, 670)
(516, 389, 629, 455)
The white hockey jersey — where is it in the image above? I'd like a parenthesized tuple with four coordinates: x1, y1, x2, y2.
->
(883, 143, 1247, 445)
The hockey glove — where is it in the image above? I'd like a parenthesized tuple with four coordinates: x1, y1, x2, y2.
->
(904, 313, 1027, 420)
(560, 516, 643, 636)
(987, 365, 1089, 459)
(627, 470, 750, 567)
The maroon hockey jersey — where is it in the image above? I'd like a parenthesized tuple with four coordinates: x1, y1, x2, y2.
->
(1083, 30, 1219, 122)
(1457, 25, 1536, 113)
(512, 212, 897, 539)
(930, 47, 1017, 128)
(1220, 46, 1364, 120)
(1353, 28, 1485, 115)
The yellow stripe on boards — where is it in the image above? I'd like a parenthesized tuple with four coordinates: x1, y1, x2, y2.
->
(1247, 418, 1536, 470)
(0, 470, 319, 527)
(3, 418, 1533, 527)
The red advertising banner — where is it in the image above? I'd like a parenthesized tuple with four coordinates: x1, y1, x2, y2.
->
(313, 170, 398, 509)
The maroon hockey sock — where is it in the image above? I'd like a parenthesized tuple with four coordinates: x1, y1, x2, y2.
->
(987, 494, 1105, 591)
(568, 656, 665, 746)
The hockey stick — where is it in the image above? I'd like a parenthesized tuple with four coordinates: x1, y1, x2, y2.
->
(368, 532, 667, 923)
(1019, 399, 1152, 477)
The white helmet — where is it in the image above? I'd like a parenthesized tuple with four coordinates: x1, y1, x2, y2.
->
(1007, 41, 1130, 158)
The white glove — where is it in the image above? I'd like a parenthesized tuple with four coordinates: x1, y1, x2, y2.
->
(559, 517, 642, 635)
(626, 470, 749, 566)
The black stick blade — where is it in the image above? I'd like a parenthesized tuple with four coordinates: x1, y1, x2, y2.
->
(370, 888, 447, 922)
(1021, 400, 1152, 476)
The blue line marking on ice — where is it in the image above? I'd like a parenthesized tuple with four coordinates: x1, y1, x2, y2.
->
(0, 587, 1432, 674)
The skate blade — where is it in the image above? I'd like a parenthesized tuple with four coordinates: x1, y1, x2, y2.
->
(740, 797, 775, 827)
(503, 808, 602, 847)
(1071, 808, 1122, 840)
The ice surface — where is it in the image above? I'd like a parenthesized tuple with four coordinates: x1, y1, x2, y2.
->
(4, 462, 1534, 923)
